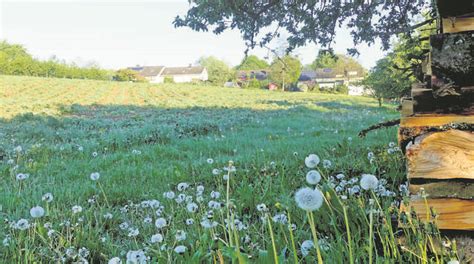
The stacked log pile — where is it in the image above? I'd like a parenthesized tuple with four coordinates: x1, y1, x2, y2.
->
(399, 0, 474, 231)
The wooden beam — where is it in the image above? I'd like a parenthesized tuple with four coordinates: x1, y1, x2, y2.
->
(401, 197, 474, 231)
(442, 17, 474, 33)
(407, 130, 474, 180)
(400, 114, 474, 128)
(401, 99, 414, 117)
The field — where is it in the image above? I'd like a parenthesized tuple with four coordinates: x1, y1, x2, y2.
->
(0, 75, 461, 263)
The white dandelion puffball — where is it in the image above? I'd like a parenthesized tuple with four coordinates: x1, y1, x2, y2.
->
(151, 234, 163, 243)
(90, 172, 100, 181)
(108, 257, 122, 264)
(207, 158, 214, 164)
(126, 250, 146, 264)
(212, 168, 221, 175)
(174, 245, 187, 254)
(447, 260, 460, 264)
(15, 219, 30, 230)
(16, 173, 29, 181)
(72, 205, 83, 214)
(186, 203, 198, 213)
(164, 191, 175, 199)
(30, 206, 45, 218)
(322, 159, 332, 169)
(186, 218, 194, 225)
(177, 182, 189, 192)
(155, 218, 167, 229)
(304, 154, 320, 168)
(301, 240, 314, 257)
(256, 203, 267, 212)
(306, 170, 321, 185)
(360, 174, 379, 190)
(295, 187, 324, 211)
(42, 193, 54, 203)
(175, 230, 186, 241)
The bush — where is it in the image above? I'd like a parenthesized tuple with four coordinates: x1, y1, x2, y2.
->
(113, 69, 146, 82)
(335, 84, 349, 94)
(164, 76, 175, 84)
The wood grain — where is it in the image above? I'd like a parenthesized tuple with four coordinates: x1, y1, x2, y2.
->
(442, 17, 474, 33)
(402, 197, 474, 230)
(407, 130, 474, 180)
(409, 181, 474, 199)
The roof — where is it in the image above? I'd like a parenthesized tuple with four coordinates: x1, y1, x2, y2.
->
(162, 66, 205, 76)
(129, 66, 165, 77)
(237, 70, 268, 81)
(299, 70, 317, 81)
(299, 68, 364, 81)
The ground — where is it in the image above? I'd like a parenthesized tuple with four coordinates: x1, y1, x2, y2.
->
(0, 75, 462, 263)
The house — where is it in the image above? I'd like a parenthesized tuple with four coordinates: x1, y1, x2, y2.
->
(161, 66, 208, 83)
(298, 68, 365, 95)
(236, 70, 269, 81)
(130, 65, 208, 83)
(128, 66, 165, 83)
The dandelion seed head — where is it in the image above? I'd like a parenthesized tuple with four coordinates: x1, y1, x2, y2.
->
(295, 187, 323, 211)
(174, 245, 187, 254)
(42, 193, 53, 203)
(126, 250, 146, 264)
(306, 170, 321, 185)
(30, 206, 45, 218)
(108, 257, 122, 264)
(360, 174, 379, 190)
(72, 205, 83, 214)
(16, 173, 29, 181)
(304, 154, 320, 168)
(186, 202, 198, 213)
(90, 172, 100, 181)
(322, 159, 332, 169)
(151, 234, 163, 243)
(15, 219, 30, 230)
(155, 218, 167, 229)
(301, 240, 314, 256)
(207, 158, 214, 164)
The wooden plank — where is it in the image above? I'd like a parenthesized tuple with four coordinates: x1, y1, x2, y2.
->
(400, 114, 474, 128)
(409, 181, 474, 199)
(407, 130, 474, 180)
(401, 197, 474, 230)
(442, 17, 474, 33)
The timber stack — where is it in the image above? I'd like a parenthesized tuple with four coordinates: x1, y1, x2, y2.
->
(399, 0, 474, 231)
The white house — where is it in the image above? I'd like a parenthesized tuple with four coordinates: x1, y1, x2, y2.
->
(129, 66, 165, 83)
(130, 65, 208, 83)
(161, 66, 208, 83)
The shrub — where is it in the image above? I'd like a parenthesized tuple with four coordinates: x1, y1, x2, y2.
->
(164, 76, 175, 84)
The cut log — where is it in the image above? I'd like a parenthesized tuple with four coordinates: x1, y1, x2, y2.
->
(442, 17, 474, 33)
(402, 197, 474, 230)
(411, 83, 473, 114)
(401, 99, 414, 117)
(406, 130, 474, 180)
(437, 0, 474, 17)
(409, 181, 474, 200)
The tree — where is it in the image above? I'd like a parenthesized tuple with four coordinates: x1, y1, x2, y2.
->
(174, 1, 434, 55)
(236, 55, 269, 70)
(198, 56, 233, 85)
(269, 55, 302, 90)
(114, 69, 146, 82)
(362, 57, 412, 107)
(310, 51, 365, 75)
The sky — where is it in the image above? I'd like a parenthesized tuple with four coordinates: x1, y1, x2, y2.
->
(0, 0, 388, 70)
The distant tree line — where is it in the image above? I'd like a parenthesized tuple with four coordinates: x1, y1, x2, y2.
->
(0, 41, 111, 80)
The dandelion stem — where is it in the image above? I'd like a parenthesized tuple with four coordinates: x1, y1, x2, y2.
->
(97, 181, 110, 207)
(307, 211, 323, 264)
(287, 211, 299, 264)
(266, 214, 279, 264)
(368, 202, 374, 264)
(343, 206, 354, 264)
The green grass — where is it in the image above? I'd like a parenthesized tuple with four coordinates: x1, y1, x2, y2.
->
(0, 75, 461, 263)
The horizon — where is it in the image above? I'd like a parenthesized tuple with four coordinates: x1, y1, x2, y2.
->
(1, 0, 388, 70)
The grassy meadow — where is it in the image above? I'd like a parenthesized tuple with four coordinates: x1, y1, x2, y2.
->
(0, 75, 461, 263)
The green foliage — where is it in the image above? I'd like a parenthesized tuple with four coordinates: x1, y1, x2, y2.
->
(269, 55, 302, 90)
(335, 84, 349, 95)
(198, 56, 234, 85)
(246, 77, 261, 89)
(310, 51, 365, 74)
(236, 55, 269, 70)
(164, 76, 175, 84)
(0, 41, 110, 80)
(113, 69, 146, 82)
(174, 1, 433, 54)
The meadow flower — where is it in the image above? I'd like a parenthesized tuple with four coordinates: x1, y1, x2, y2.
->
(44, 222, 52, 229)
(210, 191, 220, 199)
(78, 247, 90, 258)
(119, 222, 129, 230)
(16, 173, 29, 181)
(177, 182, 189, 191)
(175, 194, 186, 203)
(155, 218, 167, 229)
(322, 159, 332, 168)
(164, 191, 175, 199)
(360, 174, 379, 190)
(3, 236, 11, 246)
(42, 193, 54, 203)
(212, 169, 221, 175)
(14, 145, 23, 153)
(15, 219, 30, 230)
(174, 245, 187, 254)
(387, 148, 395, 154)
(295, 187, 323, 211)
(272, 214, 288, 224)
(175, 230, 186, 241)
(104, 213, 113, 219)
(447, 260, 459, 264)
(186, 218, 194, 225)
(256, 203, 267, 212)
(367, 152, 374, 159)
(200, 219, 218, 229)
(47, 229, 55, 237)
(90, 172, 100, 181)
(143, 217, 152, 224)
(126, 250, 146, 264)
(196, 185, 204, 193)
(306, 170, 321, 185)
(30, 206, 45, 218)
(208, 200, 221, 209)
(92, 151, 98, 157)
(186, 202, 198, 213)
(196, 195, 204, 202)
(72, 205, 83, 214)
(108, 257, 122, 264)
(336, 173, 345, 180)
(349, 185, 361, 195)
(207, 158, 214, 164)
(389, 142, 396, 148)
(151, 234, 163, 243)
(128, 228, 139, 237)
(301, 240, 314, 257)
(78, 146, 84, 151)
(65, 247, 77, 258)
(304, 154, 320, 168)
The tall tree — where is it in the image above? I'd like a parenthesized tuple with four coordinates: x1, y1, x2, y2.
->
(236, 55, 269, 70)
(269, 55, 302, 90)
(198, 56, 234, 85)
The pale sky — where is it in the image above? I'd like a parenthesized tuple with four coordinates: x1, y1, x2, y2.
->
(0, 0, 387, 70)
